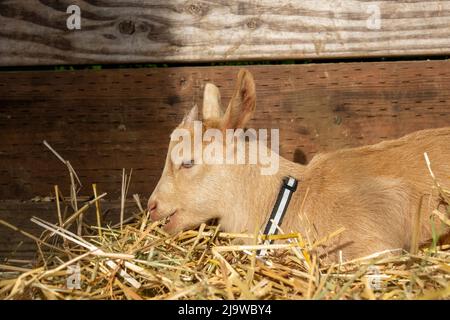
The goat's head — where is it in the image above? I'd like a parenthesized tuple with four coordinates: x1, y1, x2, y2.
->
(147, 69, 259, 233)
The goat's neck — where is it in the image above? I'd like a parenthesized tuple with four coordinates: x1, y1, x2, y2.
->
(220, 156, 306, 235)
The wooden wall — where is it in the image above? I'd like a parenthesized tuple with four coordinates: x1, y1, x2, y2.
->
(1, 0, 450, 66)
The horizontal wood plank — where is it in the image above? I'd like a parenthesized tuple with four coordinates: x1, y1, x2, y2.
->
(1, 0, 450, 66)
(0, 60, 450, 202)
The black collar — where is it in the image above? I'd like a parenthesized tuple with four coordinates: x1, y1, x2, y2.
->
(259, 176, 298, 256)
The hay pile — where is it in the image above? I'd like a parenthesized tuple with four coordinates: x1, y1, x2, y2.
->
(0, 147, 449, 300)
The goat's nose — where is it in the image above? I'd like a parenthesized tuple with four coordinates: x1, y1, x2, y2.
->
(148, 199, 157, 212)
(148, 199, 158, 220)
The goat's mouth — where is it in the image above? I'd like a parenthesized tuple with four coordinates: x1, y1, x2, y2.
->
(160, 210, 177, 229)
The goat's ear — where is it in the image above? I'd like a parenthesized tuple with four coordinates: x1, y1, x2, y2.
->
(221, 69, 256, 129)
(181, 104, 198, 126)
(203, 83, 223, 120)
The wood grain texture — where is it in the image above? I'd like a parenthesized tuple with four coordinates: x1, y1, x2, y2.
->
(1, 60, 450, 203)
(2, 0, 450, 66)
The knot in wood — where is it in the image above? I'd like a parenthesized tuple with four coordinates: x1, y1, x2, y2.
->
(118, 20, 135, 35)
(188, 3, 203, 16)
(179, 77, 187, 88)
(246, 18, 259, 29)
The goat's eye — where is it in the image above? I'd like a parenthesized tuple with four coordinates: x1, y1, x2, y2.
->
(181, 160, 195, 169)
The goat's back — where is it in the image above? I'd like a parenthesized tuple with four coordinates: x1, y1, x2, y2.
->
(293, 127, 450, 260)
